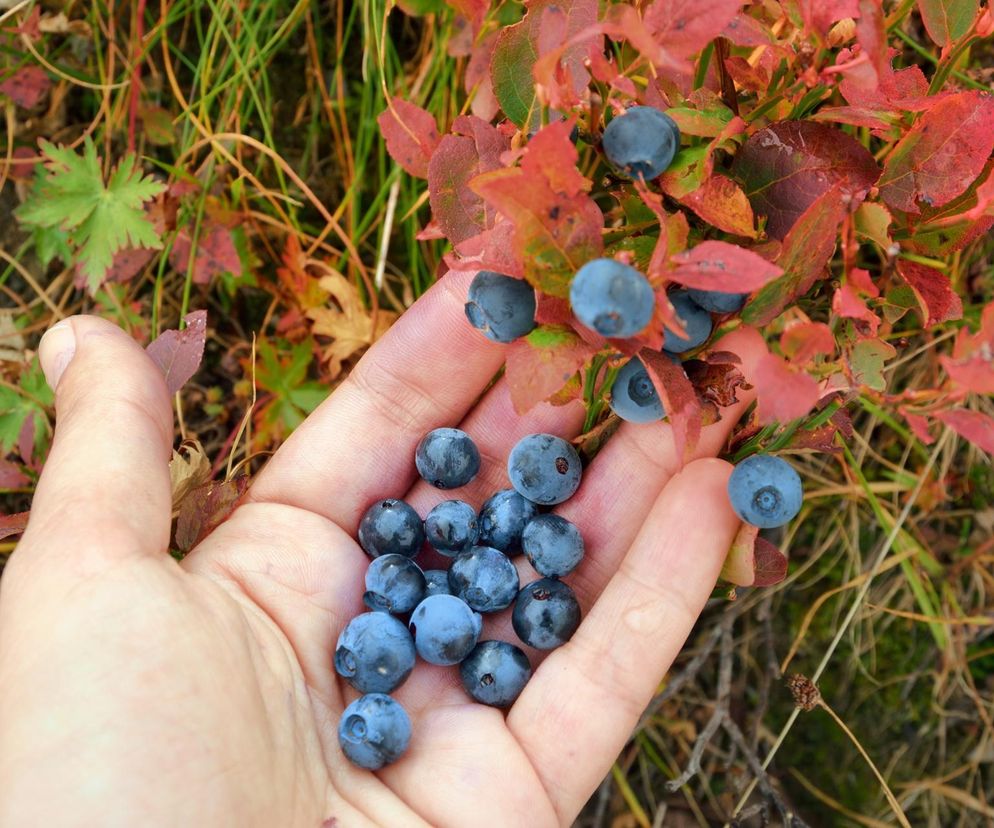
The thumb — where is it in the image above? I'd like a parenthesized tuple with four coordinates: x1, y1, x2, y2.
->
(21, 316, 174, 566)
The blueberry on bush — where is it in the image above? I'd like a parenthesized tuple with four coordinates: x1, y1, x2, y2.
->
(363, 554, 427, 614)
(448, 545, 520, 612)
(477, 489, 538, 553)
(686, 288, 748, 314)
(415, 427, 481, 489)
(334, 612, 416, 694)
(662, 290, 713, 354)
(609, 357, 665, 424)
(570, 258, 655, 338)
(409, 594, 483, 666)
(459, 640, 532, 708)
(424, 499, 479, 556)
(358, 499, 425, 559)
(512, 578, 582, 650)
(338, 693, 412, 770)
(602, 105, 681, 180)
(464, 271, 537, 343)
(521, 514, 584, 577)
(727, 454, 803, 529)
(508, 433, 582, 506)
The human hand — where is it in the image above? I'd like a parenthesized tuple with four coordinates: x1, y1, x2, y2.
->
(0, 271, 760, 827)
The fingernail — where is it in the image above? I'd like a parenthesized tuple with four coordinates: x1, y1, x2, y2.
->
(39, 319, 77, 391)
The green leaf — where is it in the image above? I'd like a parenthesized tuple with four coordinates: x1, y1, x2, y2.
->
(16, 137, 165, 294)
(491, 18, 537, 128)
(916, 0, 978, 49)
(0, 358, 52, 455)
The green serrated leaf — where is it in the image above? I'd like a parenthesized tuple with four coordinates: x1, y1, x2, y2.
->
(16, 137, 165, 294)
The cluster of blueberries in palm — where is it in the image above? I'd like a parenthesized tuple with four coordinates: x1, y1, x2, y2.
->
(336, 104, 805, 773)
(336, 428, 586, 770)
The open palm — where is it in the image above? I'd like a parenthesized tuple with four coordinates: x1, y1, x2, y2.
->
(0, 272, 760, 827)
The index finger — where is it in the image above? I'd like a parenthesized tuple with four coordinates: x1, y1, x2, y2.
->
(248, 271, 506, 531)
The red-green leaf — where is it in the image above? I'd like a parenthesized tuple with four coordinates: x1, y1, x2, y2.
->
(146, 310, 208, 394)
(895, 260, 963, 327)
(639, 349, 703, 462)
(753, 352, 820, 425)
(916, 0, 979, 50)
(733, 120, 878, 240)
(377, 98, 441, 179)
(935, 408, 994, 454)
(176, 477, 249, 552)
(678, 174, 759, 238)
(169, 224, 240, 285)
(721, 523, 760, 586)
(505, 325, 593, 414)
(470, 121, 603, 297)
(742, 189, 847, 325)
(669, 241, 782, 292)
(879, 91, 994, 214)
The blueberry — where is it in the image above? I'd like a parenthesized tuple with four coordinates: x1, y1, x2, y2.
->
(465, 271, 537, 343)
(424, 500, 479, 557)
(338, 693, 412, 770)
(686, 289, 748, 314)
(521, 514, 584, 578)
(609, 357, 665, 424)
(602, 105, 680, 180)
(459, 640, 532, 708)
(663, 290, 713, 354)
(358, 499, 424, 558)
(507, 433, 582, 506)
(570, 258, 655, 338)
(448, 546, 520, 613)
(477, 489, 539, 554)
(512, 578, 582, 650)
(727, 454, 803, 529)
(334, 612, 416, 694)
(423, 569, 452, 597)
(409, 594, 483, 666)
(363, 554, 427, 614)
(415, 428, 481, 489)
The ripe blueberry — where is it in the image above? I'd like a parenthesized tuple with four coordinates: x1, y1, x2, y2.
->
(358, 499, 424, 558)
(415, 428, 481, 489)
(727, 454, 803, 528)
(464, 271, 537, 343)
(338, 693, 412, 770)
(570, 258, 655, 338)
(507, 433, 582, 506)
(334, 612, 416, 694)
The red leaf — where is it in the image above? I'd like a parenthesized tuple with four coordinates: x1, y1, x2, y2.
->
(753, 536, 789, 586)
(916, 0, 979, 51)
(0, 511, 30, 541)
(146, 310, 208, 394)
(170, 224, 240, 285)
(780, 321, 836, 364)
(505, 325, 593, 414)
(799, 0, 859, 35)
(753, 353, 820, 425)
(465, 32, 500, 121)
(732, 120, 879, 240)
(879, 91, 994, 214)
(941, 302, 994, 393)
(377, 98, 441, 179)
(106, 246, 156, 284)
(639, 349, 703, 462)
(175, 477, 248, 552)
(445, 0, 489, 33)
(669, 241, 782, 292)
(742, 189, 847, 325)
(832, 283, 880, 335)
(644, 0, 746, 58)
(447, 220, 524, 277)
(0, 66, 50, 108)
(679, 174, 758, 238)
(935, 409, 994, 454)
(0, 459, 28, 488)
(902, 408, 936, 445)
(531, 0, 599, 112)
(895, 260, 963, 327)
(683, 356, 748, 422)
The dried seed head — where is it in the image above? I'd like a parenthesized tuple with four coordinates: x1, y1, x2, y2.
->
(787, 673, 821, 711)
